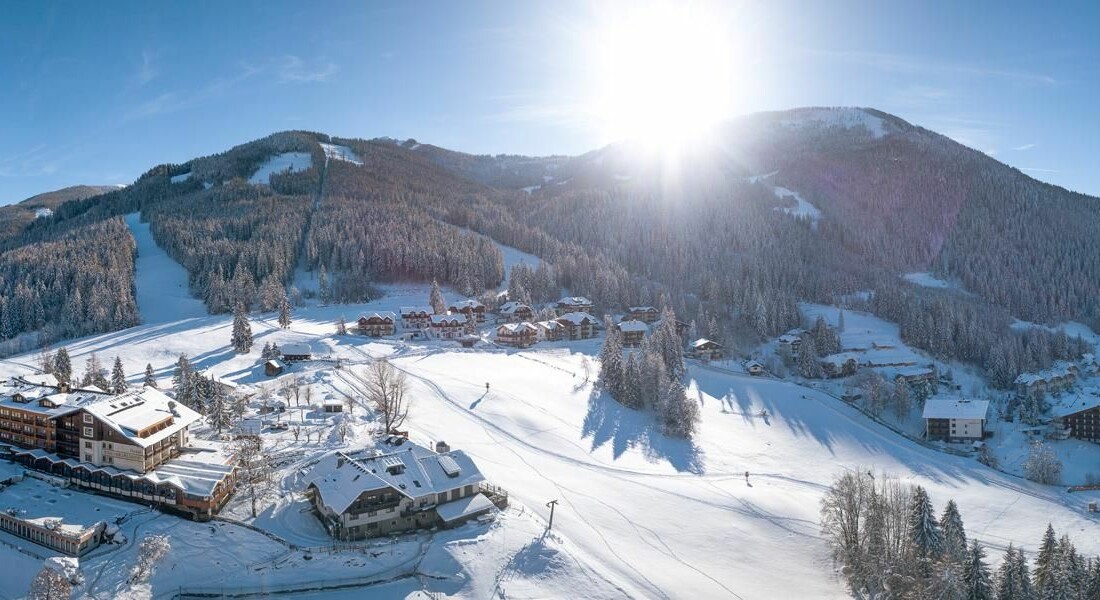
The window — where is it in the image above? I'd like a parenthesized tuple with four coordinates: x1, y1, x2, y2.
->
(83, 414, 93, 424)
(84, 442, 91, 449)
(83, 427, 93, 438)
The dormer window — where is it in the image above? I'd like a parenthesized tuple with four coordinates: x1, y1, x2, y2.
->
(386, 464, 405, 475)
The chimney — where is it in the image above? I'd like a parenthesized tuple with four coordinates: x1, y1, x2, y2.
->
(435, 440, 450, 454)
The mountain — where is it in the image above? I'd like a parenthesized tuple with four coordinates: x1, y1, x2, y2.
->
(2, 109, 1096, 384)
(0, 184, 120, 244)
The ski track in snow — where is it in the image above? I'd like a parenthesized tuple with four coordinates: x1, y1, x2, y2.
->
(125, 212, 207, 324)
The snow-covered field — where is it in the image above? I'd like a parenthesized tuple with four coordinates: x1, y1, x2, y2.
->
(903, 271, 966, 291)
(779, 107, 888, 139)
(320, 142, 362, 165)
(0, 233, 1098, 599)
(249, 152, 313, 185)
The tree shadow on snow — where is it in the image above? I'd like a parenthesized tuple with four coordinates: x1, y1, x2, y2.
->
(580, 387, 705, 474)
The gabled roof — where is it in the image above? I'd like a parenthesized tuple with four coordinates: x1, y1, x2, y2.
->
(280, 343, 312, 356)
(922, 399, 989, 421)
(307, 440, 486, 514)
(359, 311, 396, 322)
(556, 296, 593, 306)
(628, 306, 658, 312)
(691, 338, 721, 349)
(616, 320, 649, 333)
(448, 299, 485, 310)
(556, 312, 598, 325)
(499, 301, 532, 314)
(497, 322, 537, 335)
(399, 306, 434, 315)
(82, 387, 201, 448)
(431, 314, 468, 325)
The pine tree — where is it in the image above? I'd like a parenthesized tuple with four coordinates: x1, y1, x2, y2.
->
(798, 337, 823, 378)
(838, 309, 846, 333)
(429, 279, 445, 314)
(81, 353, 108, 389)
(110, 356, 127, 395)
(598, 318, 625, 401)
(1033, 523, 1058, 596)
(907, 486, 944, 566)
(207, 386, 233, 433)
(660, 378, 699, 439)
(261, 342, 273, 360)
(620, 352, 643, 409)
(1085, 557, 1100, 600)
(941, 499, 968, 565)
(963, 540, 994, 600)
(278, 295, 292, 329)
(231, 302, 253, 353)
(54, 348, 72, 386)
(318, 264, 329, 305)
(335, 316, 347, 335)
(143, 363, 157, 388)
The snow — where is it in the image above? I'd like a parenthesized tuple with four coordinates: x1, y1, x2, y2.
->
(169, 171, 192, 183)
(921, 398, 989, 420)
(319, 142, 363, 166)
(745, 170, 779, 184)
(904, 271, 965, 291)
(772, 186, 822, 224)
(458, 228, 543, 295)
(34, 207, 53, 218)
(248, 152, 313, 185)
(124, 212, 208, 324)
(780, 107, 888, 139)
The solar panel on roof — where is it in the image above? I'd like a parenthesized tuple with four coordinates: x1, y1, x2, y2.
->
(438, 455, 461, 478)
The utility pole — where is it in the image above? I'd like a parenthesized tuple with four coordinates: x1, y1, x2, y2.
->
(546, 499, 558, 531)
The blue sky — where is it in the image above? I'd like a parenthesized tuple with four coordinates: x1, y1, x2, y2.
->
(1, 0, 1097, 202)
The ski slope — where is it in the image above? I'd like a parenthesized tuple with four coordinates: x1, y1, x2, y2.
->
(249, 152, 313, 185)
(319, 142, 363, 165)
(124, 212, 207, 324)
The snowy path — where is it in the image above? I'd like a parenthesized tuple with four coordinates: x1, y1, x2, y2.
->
(124, 212, 207, 324)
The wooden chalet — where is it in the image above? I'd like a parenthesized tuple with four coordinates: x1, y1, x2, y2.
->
(616, 320, 648, 347)
(745, 360, 765, 376)
(496, 322, 538, 348)
(821, 353, 859, 378)
(280, 343, 313, 362)
(626, 306, 660, 323)
(430, 314, 468, 339)
(536, 320, 565, 342)
(555, 312, 599, 340)
(357, 312, 397, 337)
(688, 338, 723, 360)
(400, 306, 434, 330)
(554, 296, 594, 316)
(498, 301, 534, 323)
(448, 299, 487, 323)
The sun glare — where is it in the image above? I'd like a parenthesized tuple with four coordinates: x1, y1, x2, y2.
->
(591, 4, 735, 151)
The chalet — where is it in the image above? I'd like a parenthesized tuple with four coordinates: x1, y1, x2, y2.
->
(1014, 363, 1076, 399)
(430, 314, 468, 340)
(922, 399, 988, 442)
(1053, 400, 1100, 443)
(306, 438, 498, 539)
(745, 360, 765, 376)
(777, 330, 804, 356)
(556, 312, 599, 340)
(280, 343, 313, 362)
(626, 306, 660, 323)
(496, 322, 538, 348)
(265, 359, 285, 377)
(555, 296, 594, 316)
(448, 300, 487, 323)
(894, 366, 936, 389)
(400, 306, 434, 330)
(616, 320, 648, 347)
(357, 312, 397, 337)
(498, 301, 534, 323)
(0, 501, 105, 556)
(820, 353, 859, 378)
(536, 320, 565, 342)
(457, 334, 481, 348)
(688, 338, 723, 360)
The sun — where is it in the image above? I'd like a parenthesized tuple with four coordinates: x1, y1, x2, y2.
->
(589, 3, 735, 151)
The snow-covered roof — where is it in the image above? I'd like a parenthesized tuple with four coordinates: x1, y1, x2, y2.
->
(628, 306, 658, 313)
(16, 373, 59, 387)
(1014, 362, 1076, 385)
(821, 352, 859, 367)
(497, 322, 537, 335)
(82, 387, 202, 449)
(778, 333, 802, 344)
(359, 311, 396, 322)
(1050, 397, 1100, 418)
(280, 343, 312, 356)
(266, 359, 285, 369)
(0, 384, 110, 418)
(922, 399, 989, 421)
(617, 320, 649, 333)
(145, 459, 236, 497)
(556, 296, 593, 307)
(436, 492, 496, 524)
(400, 306, 434, 315)
(895, 366, 934, 378)
(431, 314, 468, 326)
(537, 320, 562, 331)
(691, 338, 721, 349)
(499, 301, 532, 315)
(449, 299, 485, 310)
(745, 360, 764, 369)
(308, 441, 487, 514)
(201, 370, 239, 389)
(556, 312, 598, 325)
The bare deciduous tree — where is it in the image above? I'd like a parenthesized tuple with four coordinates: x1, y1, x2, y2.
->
(364, 359, 409, 434)
(229, 435, 274, 517)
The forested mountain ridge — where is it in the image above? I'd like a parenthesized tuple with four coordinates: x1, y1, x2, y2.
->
(2, 109, 1097, 385)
